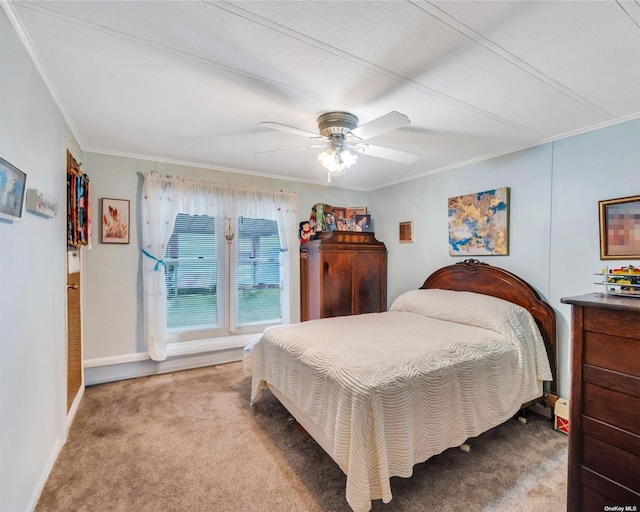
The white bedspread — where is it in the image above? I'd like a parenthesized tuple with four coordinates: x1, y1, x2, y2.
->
(249, 289, 552, 512)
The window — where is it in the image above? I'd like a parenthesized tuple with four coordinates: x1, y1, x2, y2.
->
(141, 171, 296, 360)
(164, 214, 281, 341)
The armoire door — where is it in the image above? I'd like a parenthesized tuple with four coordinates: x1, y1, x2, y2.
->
(322, 251, 354, 318)
(355, 250, 386, 314)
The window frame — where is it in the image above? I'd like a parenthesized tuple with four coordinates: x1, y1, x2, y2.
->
(165, 215, 282, 343)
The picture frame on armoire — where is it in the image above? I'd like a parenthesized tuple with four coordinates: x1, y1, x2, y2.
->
(599, 195, 640, 260)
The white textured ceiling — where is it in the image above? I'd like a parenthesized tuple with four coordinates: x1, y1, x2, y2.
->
(5, 1, 640, 190)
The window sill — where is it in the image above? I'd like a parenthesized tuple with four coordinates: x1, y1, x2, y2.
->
(166, 334, 260, 357)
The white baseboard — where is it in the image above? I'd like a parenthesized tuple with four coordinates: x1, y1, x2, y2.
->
(84, 336, 254, 386)
(27, 436, 64, 512)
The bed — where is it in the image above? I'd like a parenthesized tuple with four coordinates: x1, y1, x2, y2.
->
(249, 259, 557, 512)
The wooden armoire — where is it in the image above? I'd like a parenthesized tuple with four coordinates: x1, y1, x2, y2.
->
(300, 230, 387, 321)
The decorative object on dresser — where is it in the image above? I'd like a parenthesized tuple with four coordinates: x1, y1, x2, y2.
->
(298, 220, 316, 244)
(598, 195, 640, 260)
(594, 265, 640, 298)
(310, 203, 370, 232)
(299, 230, 387, 321)
(561, 293, 640, 512)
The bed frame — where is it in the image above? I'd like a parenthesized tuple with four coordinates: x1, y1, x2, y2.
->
(421, 259, 557, 397)
(256, 259, 558, 510)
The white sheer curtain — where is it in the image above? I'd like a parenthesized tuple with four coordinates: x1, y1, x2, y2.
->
(141, 171, 298, 361)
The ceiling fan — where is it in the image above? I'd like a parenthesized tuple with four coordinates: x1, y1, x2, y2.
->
(258, 111, 419, 181)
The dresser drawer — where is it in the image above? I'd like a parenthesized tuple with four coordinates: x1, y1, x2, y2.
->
(583, 364, 640, 398)
(585, 331, 640, 377)
(583, 435, 640, 493)
(583, 416, 640, 457)
(584, 306, 640, 341)
(581, 467, 640, 511)
(583, 382, 640, 435)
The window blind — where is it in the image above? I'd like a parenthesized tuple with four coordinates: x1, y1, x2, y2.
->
(164, 214, 281, 336)
(234, 217, 281, 327)
(165, 214, 224, 331)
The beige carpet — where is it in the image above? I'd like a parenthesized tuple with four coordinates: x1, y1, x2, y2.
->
(36, 362, 568, 512)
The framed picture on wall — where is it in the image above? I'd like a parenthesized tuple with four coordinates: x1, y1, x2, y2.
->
(399, 221, 413, 243)
(599, 195, 640, 260)
(448, 187, 509, 256)
(101, 198, 130, 244)
(0, 157, 27, 222)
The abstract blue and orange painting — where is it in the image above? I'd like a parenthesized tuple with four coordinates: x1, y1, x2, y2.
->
(448, 187, 509, 256)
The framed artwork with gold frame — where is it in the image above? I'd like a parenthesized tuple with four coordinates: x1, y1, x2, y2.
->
(599, 195, 640, 260)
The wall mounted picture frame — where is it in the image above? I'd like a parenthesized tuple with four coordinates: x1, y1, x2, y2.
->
(101, 198, 130, 244)
(448, 187, 509, 256)
(599, 195, 640, 260)
(0, 157, 27, 222)
(399, 221, 413, 243)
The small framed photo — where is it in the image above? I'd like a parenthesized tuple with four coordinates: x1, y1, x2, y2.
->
(346, 207, 367, 220)
(333, 207, 346, 219)
(599, 195, 640, 260)
(101, 198, 130, 244)
(355, 214, 371, 231)
(399, 221, 413, 243)
(335, 217, 349, 231)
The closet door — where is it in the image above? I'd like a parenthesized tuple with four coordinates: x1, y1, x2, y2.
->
(66, 151, 84, 412)
(66, 253, 82, 411)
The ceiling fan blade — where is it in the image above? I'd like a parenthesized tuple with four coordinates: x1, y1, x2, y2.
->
(350, 111, 411, 141)
(255, 143, 327, 155)
(259, 121, 319, 139)
(361, 144, 419, 164)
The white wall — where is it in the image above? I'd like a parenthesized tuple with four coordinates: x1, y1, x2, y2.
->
(369, 119, 640, 399)
(0, 9, 80, 512)
(549, 120, 640, 400)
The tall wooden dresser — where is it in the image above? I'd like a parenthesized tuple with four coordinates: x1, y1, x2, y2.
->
(300, 231, 387, 321)
(561, 293, 640, 512)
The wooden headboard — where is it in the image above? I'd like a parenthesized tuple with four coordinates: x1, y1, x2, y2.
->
(421, 259, 557, 396)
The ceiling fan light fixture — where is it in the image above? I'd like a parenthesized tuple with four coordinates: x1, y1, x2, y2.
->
(318, 146, 357, 182)
(317, 129, 359, 181)
(340, 149, 357, 167)
(261, 110, 414, 182)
